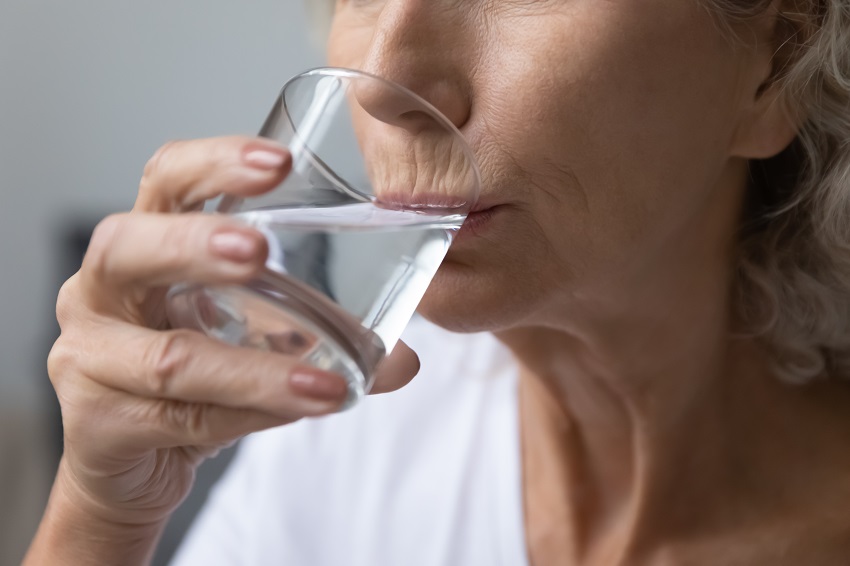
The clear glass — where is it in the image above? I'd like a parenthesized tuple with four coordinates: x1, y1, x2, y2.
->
(166, 68, 481, 407)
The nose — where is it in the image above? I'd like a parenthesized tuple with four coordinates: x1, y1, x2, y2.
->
(351, 76, 464, 135)
(354, 0, 472, 132)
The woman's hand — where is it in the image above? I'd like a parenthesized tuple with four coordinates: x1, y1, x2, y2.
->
(25, 136, 420, 565)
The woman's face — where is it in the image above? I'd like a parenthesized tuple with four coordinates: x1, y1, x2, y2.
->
(328, 0, 761, 333)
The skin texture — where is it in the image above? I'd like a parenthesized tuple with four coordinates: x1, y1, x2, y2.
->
(327, 0, 850, 565)
(24, 138, 420, 565)
(329, 0, 790, 334)
(25, 1, 850, 565)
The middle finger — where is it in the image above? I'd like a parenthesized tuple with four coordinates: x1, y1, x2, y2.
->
(80, 212, 269, 299)
(67, 321, 349, 419)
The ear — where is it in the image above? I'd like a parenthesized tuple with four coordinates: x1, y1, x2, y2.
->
(729, 79, 801, 160)
(729, 4, 805, 160)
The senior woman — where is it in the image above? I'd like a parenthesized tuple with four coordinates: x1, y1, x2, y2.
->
(25, 0, 850, 564)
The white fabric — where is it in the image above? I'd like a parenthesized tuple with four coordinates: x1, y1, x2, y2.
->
(171, 316, 529, 566)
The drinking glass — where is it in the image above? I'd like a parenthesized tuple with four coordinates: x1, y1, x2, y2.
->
(166, 68, 481, 407)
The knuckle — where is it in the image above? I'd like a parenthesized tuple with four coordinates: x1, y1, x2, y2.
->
(141, 140, 181, 186)
(160, 400, 211, 443)
(146, 330, 196, 396)
(83, 214, 127, 281)
(55, 276, 81, 329)
(163, 214, 203, 248)
(158, 216, 207, 270)
(47, 335, 81, 392)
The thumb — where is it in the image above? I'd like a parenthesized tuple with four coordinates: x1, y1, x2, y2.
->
(369, 340, 420, 395)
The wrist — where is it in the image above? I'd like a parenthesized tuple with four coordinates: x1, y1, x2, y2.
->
(24, 461, 167, 566)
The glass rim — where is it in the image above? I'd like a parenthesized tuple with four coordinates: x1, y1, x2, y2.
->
(279, 66, 482, 205)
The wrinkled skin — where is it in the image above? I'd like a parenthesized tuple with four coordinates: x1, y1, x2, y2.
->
(325, 2, 850, 566)
(27, 1, 850, 565)
(25, 138, 420, 565)
(328, 0, 792, 335)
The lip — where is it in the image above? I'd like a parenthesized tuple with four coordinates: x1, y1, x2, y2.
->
(454, 204, 503, 242)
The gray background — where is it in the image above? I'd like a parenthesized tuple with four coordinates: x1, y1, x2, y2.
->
(0, 1, 321, 562)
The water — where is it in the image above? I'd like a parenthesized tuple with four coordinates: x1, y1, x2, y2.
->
(167, 202, 464, 403)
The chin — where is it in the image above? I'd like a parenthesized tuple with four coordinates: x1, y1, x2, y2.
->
(414, 261, 543, 334)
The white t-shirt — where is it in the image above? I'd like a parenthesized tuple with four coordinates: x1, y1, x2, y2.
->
(171, 316, 529, 566)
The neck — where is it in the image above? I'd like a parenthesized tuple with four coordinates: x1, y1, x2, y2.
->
(499, 257, 735, 556)
(498, 165, 850, 562)
(506, 327, 850, 563)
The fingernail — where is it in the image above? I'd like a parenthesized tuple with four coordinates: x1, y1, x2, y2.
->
(289, 367, 349, 402)
(209, 230, 260, 263)
(243, 146, 288, 171)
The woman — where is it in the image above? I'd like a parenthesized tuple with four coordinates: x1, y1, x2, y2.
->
(25, 0, 850, 564)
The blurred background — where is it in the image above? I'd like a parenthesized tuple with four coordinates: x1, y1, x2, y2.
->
(0, 1, 322, 562)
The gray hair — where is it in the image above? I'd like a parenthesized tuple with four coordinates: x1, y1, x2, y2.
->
(703, 0, 850, 383)
(310, 1, 850, 383)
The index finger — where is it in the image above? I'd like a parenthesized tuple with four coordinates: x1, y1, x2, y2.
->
(135, 136, 292, 213)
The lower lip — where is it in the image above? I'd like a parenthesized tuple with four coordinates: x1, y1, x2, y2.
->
(454, 206, 501, 242)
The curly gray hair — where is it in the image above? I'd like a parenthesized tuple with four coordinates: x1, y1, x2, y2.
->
(704, 1, 850, 383)
(309, 1, 850, 383)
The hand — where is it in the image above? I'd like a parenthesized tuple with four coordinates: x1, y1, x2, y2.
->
(28, 136, 419, 564)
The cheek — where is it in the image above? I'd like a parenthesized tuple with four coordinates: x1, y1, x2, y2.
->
(470, 2, 743, 266)
(327, 17, 372, 69)
(325, 1, 747, 330)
